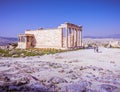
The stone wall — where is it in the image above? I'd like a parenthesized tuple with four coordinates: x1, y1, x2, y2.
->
(25, 28, 62, 49)
(17, 42, 26, 49)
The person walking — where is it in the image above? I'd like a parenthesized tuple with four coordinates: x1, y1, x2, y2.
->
(93, 44, 97, 52)
(96, 46, 99, 53)
(93, 44, 99, 53)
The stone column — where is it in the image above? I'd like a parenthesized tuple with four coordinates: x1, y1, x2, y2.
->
(66, 27, 68, 48)
(72, 28, 74, 47)
(79, 30, 81, 46)
(76, 30, 77, 47)
(25, 36, 27, 48)
(68, 28, 70, 47)
(80, 30, 82, 46)
(74, 29, 76, 47)
(77, 30, 80, 46)
(67, 28, 71, 48)
(61, 28, 63, 48)
(25, 36, 27, 42)
(73, 29, 75, 47)
(69, 28, 71, 47)
(68, 28, 70, 48)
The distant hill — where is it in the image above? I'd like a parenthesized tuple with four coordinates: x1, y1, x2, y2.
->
(107, 34, 120, 38)
(83, 34, 120, 39)
(0, 36, 18, 46)
(83, 36, 105, 39)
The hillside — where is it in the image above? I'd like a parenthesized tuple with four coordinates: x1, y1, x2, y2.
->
(0, 36, 17, 46)
(83, 34, 120, 39)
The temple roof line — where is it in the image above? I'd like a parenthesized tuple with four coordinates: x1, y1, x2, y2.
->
(25, 22, 82, 31)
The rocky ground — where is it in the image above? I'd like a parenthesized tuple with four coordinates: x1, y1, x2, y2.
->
(0, 47, 120, 92)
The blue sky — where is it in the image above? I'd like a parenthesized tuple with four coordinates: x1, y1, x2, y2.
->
(0, 0, 120, 37)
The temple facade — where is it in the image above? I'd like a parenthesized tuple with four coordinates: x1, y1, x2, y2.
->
(17, 22, 82, 49)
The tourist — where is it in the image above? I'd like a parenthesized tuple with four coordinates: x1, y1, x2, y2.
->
(93, 45, 96, 52)
(94, 45, 99, 53)
(96, 46, 99, 53)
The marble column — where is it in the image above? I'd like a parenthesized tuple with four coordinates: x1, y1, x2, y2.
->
(76, 30, 77, 46)
(66, 27, 68, 48)
(25, 36, 27, 42)
(67, 28, 71, 48)
(72, 28, 74, 47)
(61, 28, 63, 48)
(70, 28, 73, 47)
(77, 30, 80, 46)
(74, 29, 76, 47)
(80, 30, 82, 46)
(73, 29, 75, 47)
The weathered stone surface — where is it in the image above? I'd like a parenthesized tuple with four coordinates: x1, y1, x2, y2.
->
(14, 77, 30, 86)
(48, 77, 68, 84)
(96, 84, 118, 92)
(108, 41, 120, 48)
(0, 48, 120, 92)
(61, 81, 92, 92)
(20, 53, 25, 57)
(12, 54, 19, 57)
(9, 50, 17, 55)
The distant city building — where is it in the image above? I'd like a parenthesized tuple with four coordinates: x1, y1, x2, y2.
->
(17, 22, 82, 49)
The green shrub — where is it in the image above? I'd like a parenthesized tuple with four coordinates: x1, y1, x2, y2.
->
(0, 47, 80, 57)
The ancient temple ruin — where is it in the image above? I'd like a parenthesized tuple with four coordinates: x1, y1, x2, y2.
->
(17, 22, 82, 49)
